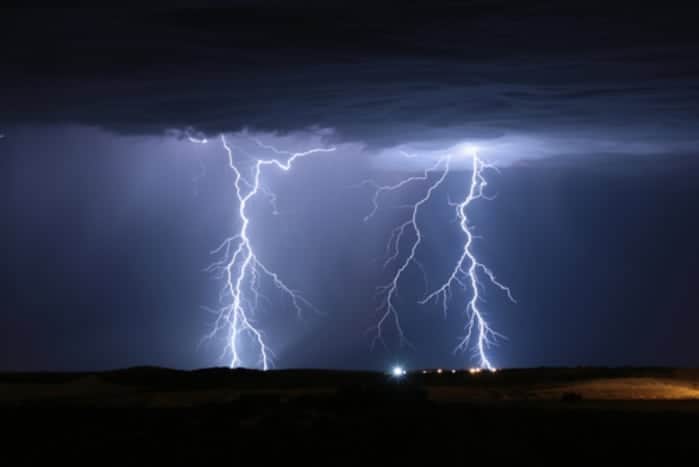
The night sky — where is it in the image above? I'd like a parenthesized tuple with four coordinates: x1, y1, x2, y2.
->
(2, 3, 699, 371)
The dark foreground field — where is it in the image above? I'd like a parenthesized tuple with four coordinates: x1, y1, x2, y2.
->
(2, 367, 699, 461)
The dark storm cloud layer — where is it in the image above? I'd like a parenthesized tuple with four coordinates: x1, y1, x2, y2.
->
(2, 3, 699, 156)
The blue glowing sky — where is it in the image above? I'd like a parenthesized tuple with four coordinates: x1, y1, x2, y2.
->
(1, 4, 699, 370)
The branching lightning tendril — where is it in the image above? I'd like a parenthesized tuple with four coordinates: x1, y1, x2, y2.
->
(186, 133, 208, 196)
(195, 134, 336, 370)
(364, 148, 515, 369)
(366, 156, 452, 349)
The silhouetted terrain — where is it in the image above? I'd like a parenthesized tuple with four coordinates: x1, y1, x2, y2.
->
(3, 367, 699, 461)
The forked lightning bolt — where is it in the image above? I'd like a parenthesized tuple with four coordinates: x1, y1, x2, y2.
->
(195, 134, 335, 370)
(420, 152, 516, 369)
(364, 156, 452, 348)
(364, 148, 515, 369)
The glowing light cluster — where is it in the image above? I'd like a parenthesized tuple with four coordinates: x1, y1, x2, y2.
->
(198, 134, 336, 370)
(363, 147, 515, 369)
(420, 367, 497, 375)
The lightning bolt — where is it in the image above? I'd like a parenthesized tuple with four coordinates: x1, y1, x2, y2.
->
(420, 152, 516, 370)
(365, 155, 451, 348)
(196, 133, 336, 370)
(185, 127, 208, 145)
(186, 131, 208, 196)
(187, 135, 208, 145)
(364, 148, 515, 369)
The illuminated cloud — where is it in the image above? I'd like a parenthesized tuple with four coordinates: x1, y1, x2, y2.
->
(1, 5, 698, 167)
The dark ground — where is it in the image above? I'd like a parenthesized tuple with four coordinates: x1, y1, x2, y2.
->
(3, 367, 699, 462)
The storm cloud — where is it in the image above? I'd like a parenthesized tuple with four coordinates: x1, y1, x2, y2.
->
(3, 3, 699, 163)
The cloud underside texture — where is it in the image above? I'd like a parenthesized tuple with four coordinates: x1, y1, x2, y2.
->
(2, 4, 698, 157)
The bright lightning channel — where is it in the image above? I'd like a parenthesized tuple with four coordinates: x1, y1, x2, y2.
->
(366, 156, 452, 348)
(186, 132, 208, 196)
(196, 134, 336, 370)
(364, 147, 515, 369)
(187, 135, 208, 145)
